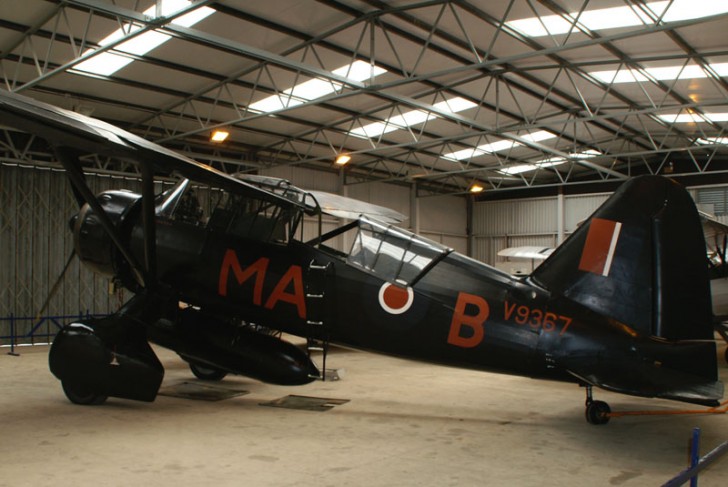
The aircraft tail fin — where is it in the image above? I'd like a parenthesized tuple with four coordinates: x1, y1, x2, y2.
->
(532, 176, 713, 342)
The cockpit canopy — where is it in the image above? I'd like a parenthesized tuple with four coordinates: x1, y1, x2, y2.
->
(319, 216, 451, 286)
(157, 178, 303, 243)
(155, 176, 445, 285)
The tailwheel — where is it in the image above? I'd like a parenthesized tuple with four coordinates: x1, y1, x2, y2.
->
(586, 400, 611, 425)
(584, 384, 611, 425)
(61, 381, 108, 406)
(189, 362, 228, 381)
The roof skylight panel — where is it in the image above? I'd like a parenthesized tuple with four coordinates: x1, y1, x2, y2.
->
(248, 61, 387, 114)
(696, 137, 728, 145)
(498, 159, 564, 175)
(73, 0, 215, 76)
(658, 113, 728, 123)
(590, 63, 728, 84)
(442, 130, 556, 161)
(349, 97, 477, 139)
(506, 1, 728, 37)
(497, 150, 599, 175)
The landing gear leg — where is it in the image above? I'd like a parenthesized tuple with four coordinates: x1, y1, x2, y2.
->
(584, 385, 611, 425)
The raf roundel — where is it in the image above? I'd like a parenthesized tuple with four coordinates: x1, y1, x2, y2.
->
(378, 282, 414, 315)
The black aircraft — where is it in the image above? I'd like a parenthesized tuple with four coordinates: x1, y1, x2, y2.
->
(0, 89, 723, 425)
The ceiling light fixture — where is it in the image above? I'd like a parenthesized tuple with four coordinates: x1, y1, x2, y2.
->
(210, 130, 229, 143)
(335, 154, 351, 166)
(469, 183, 485, 193)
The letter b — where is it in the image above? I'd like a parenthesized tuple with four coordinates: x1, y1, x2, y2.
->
(447, 292, 489, 348)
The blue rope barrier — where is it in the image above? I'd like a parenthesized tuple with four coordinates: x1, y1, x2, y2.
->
(0, 312, 109, 354)
(663, 428, 728, 486)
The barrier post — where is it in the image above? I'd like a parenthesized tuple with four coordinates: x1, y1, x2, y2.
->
(663, 429, 728, 486)
(690, 428, 700, 487)
(8, 313, 19, 356)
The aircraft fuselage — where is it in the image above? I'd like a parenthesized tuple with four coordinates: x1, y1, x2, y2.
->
(141, 218, 624, 386)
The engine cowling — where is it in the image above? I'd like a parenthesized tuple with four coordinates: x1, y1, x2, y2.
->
(72, 189, 140, 278)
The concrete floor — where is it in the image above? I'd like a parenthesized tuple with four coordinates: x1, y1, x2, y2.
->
(1, 342, 727, 487)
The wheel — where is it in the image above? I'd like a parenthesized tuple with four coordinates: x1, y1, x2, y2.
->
(61, 381, 108, 406)
(189, 362, 228, 381)
(585, 400, 611, 425)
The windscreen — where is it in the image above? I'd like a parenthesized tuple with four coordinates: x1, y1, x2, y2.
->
(346, 217, 449, 285)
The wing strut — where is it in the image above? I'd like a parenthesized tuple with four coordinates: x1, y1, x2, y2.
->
(140, 163, 157, 288)
(55, 147, 146, 288)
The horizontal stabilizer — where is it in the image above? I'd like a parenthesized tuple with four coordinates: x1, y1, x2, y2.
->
(565, 341, 724, 407)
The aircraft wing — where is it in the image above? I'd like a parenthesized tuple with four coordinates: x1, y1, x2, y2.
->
(0, 89, 300, 208)
(699, 210, 728, 242)
(307, 190, 407, 224)
(497, 246, 554, 260)
(230, 173, 406, 223)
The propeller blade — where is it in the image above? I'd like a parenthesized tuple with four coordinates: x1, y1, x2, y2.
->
(35, 249, 76, 323)
(55, 146, 146, 288)
(140, 164, 157, 287)
(69, 182, 86, 208)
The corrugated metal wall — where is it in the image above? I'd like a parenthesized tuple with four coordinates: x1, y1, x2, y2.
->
(419, 194, 467, 254)
(473, 196, 558, 265)
(564, 194, 609, 231)
(473, 192, 610, 266)
(347, 180, 411, 219)
(473, 187, 728, 269)
(0, 165, 140, 345)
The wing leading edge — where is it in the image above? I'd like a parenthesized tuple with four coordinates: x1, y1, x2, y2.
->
(0, 89, 300, 209)
(306, 190, 406, 224)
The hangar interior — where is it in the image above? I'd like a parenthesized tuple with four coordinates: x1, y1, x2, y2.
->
(3, 0, 728, 336)
(1, 1, 728, 485)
